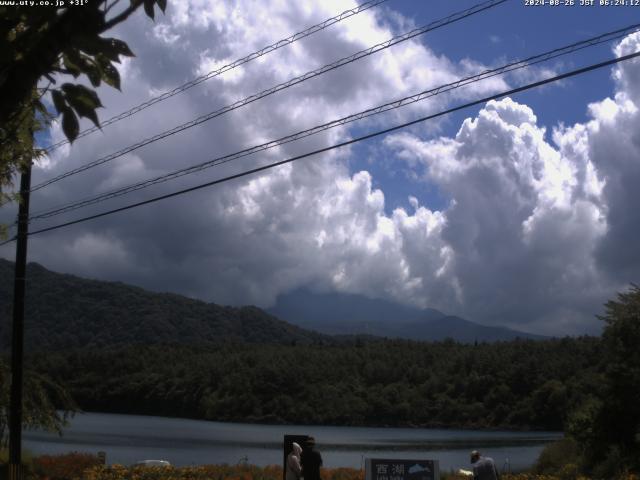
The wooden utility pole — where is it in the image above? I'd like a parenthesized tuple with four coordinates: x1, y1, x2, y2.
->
(9, 146, 33, 480)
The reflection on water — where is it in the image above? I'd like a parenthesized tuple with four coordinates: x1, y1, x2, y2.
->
(24, 412, 561, 473)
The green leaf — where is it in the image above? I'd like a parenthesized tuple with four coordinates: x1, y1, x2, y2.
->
(61, 84, 102, 128)
(62, 54, 81, 78)
(61, 84, 102, 109)
(156, 0, 167, 13)
(81, 106, 100, 128)
(143, 0, 155, 20)
(86, 68, 102, 87)
(95, 55, 120, 90)
(61, 109, 79, 142)
(83, 60, 103, 87)
(101, 62, 121, 90)
(51, 89, 66, 115)
(105, 38, 135, 59)
(78, 56, 101, 87)
(65, 51, 102, 87)
(76, 36, 135, 63)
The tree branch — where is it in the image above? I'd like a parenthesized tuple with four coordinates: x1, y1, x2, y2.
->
(35, 81, 53, 100)
(102, 0, 143, 32)
(104, 0, 121, 15)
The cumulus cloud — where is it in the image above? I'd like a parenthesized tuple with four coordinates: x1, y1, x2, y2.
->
(382, 33, 640, 334)
(2, 1, 480, 293)
(2, 2, 640, 336)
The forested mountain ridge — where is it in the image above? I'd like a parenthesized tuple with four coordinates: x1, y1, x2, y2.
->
(0, 259, 329, 350)
(0, 258, 548, 350)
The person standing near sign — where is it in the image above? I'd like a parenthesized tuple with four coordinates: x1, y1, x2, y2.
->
(286, 442, 303, 480)
(301, 437, 323, 480)
(470, 450, 500, 480)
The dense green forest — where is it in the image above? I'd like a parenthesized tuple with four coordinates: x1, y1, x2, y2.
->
(27, 337, 601, 431)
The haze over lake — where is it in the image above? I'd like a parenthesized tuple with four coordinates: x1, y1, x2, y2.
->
(24, 413, 560, 473)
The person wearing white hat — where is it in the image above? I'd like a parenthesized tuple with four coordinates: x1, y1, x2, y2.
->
(286, 442, 303, 480)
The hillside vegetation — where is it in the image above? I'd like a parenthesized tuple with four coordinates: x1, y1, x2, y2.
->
(0, 260, 544, 348)
(0, 259, 328, 350)
(30, 337, 601, 430)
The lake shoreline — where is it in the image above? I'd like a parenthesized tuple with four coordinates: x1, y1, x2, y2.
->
(68, 409, 562, 434)
(25, 412, 560, 472)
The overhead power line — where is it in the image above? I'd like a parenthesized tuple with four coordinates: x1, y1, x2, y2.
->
(19, 49, 640, 239)
(42, 0, 391, 153)
(27, 23, 640, 221)
(30, 0, 507, 192)
(0, 236, 16, 247)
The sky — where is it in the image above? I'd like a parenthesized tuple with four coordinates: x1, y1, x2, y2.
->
(2, 0, 640, 336)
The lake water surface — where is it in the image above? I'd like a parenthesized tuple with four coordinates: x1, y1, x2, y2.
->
(24, 412, 561, 473)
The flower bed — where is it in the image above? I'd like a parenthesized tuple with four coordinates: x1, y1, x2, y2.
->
(15, 454, 639, 480)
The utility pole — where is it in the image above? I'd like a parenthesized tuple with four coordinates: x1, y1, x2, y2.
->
(9, 144, 33, 480)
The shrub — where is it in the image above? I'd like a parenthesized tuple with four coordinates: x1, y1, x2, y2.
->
(533, 437, 580, 477)
(31, 452, 102, 480)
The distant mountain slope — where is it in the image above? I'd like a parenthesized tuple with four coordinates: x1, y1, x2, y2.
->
(268, 289, 547, 342)
(0, 259, 328, 350)
(416, 315, 548, 342)
(268, 288, 446, 326)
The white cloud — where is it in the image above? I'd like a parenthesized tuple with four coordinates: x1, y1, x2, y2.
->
(53, 233, 132, 278)
(3, 4, 640, 337)
(380, 34, 640, 334)
(5, 0, 475, 304)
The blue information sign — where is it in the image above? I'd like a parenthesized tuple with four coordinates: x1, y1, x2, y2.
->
(365, 458, 440, 480)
